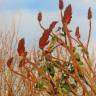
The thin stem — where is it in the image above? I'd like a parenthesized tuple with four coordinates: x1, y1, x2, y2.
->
(39, 22, 45, 30)
(9, 68, 38, 83)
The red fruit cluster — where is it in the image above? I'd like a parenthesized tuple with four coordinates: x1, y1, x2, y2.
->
(63, 4, 72, 24)
(75, 26, 80, 39)
(17, 38, 27, 57)
(59, 0, 64, 10)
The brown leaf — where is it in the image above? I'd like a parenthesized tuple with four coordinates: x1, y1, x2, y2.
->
(88, 8, 92, 20)
(7, 57, 13, 68)
(75, 26, 80, 39)
(37, 12, 42, 22)
(63, 4, 72, 24)
(59, 0, 64, 10)
(17, 38, 26, 56)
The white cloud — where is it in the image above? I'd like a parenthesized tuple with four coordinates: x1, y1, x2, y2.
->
(0, 10, 59, 47)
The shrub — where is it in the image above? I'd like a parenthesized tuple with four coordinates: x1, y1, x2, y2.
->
(7, 0, 96, 95)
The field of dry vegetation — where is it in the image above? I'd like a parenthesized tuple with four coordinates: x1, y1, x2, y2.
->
(0, 0, 96, 96)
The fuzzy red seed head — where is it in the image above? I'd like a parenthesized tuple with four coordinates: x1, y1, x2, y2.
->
(17, 38, 26, 57)
(63, 4, 72, 24)
(75, 26, 80, 39)
(7, 57, 13, 68)
(88, 8, 92, 20)
(38, 12, 42, 22)
(59, 0, 64, 10)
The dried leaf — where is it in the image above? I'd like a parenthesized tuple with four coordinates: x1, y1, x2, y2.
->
(59, 0, 64, 10)
(82, 48, 88, 54)
(38, 12, 42, 22)
(39, 29, 50, 49)
(88, 8, 92, 20)
(75, 26, 80, 39)
(17, 38, 26, 56)
(7, 57, 13, 68)
(63, 4, 72, 24)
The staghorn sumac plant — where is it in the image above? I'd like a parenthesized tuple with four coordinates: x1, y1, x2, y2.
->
(6, 0, 96, 96)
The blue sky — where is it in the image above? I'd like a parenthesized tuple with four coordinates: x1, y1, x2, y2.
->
(0, 0, 96, 11)
(0, 0, 58, 11)
(0, 0, 96, 50)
